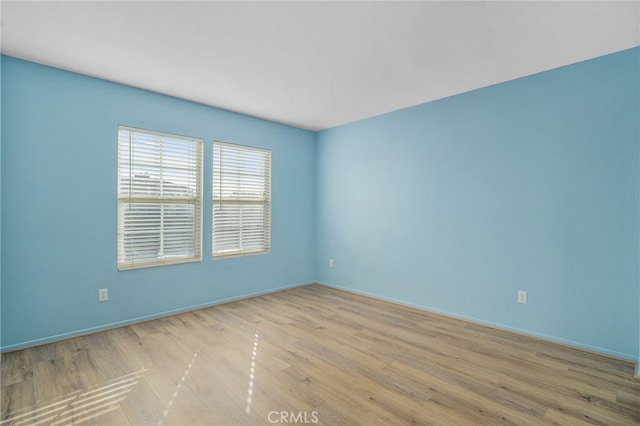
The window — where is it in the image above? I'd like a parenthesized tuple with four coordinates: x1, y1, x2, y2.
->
(118, 126, 203, 269)
(213, 142, 271, 258)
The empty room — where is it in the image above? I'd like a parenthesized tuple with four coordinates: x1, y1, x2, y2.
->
(1, 1, 640, 425)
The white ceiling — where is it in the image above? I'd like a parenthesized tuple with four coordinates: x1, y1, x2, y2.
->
(1, 1, 639, 131)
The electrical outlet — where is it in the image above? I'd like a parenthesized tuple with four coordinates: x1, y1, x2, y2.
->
(328, 259, 334, 268)
(99, 288, 109, 302)
(517, 290, 527, 304)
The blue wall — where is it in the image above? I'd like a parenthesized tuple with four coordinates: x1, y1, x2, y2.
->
(2, 49, 639, 362)
(316, 48, 640, 360)
(1, 56, 317, 350)
(0, 55, 3, 350)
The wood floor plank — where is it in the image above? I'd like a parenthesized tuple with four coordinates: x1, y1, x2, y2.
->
(0, 351, 31, 388)
(120, 377, 177, 426)
(1, 379, 35, 425)
(2, 284, 639, 425)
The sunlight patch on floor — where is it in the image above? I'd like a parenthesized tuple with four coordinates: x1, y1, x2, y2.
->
(1, 369, 145, 426)
(157, 351, 199, 426)
(245, 330, 260, 415)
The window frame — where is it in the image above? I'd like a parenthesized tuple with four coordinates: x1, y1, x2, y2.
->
(212, 141, 272, 259)
(117, 126, 203, 270)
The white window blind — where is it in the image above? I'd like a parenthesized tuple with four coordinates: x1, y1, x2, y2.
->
(118, 126, 203, 270)
(213, 142, 271, 258)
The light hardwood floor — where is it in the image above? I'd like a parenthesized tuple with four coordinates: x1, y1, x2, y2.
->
(2, 284, 640, 425)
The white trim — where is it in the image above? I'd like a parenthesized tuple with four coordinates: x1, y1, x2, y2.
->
(212, 140, 271, 258)
(0, 281, 314, 353)
(117, 126, 204, 270)
(315, 281, 637, 363)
